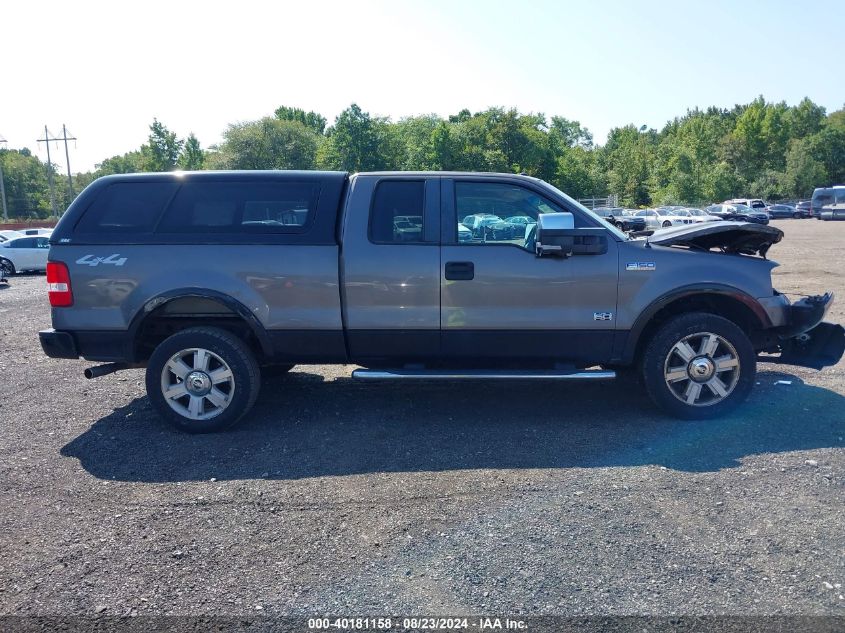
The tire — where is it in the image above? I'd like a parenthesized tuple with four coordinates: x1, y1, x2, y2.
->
(0, 258, 15, 277)
(145, 327, 261, 433)
(793, 212, 801, 219)
(662, 220, 672, 228)
(641, 312, 755, 420)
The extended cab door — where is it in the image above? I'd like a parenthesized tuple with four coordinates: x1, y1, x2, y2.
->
(341, 175, 442, 364)
(441, 178, 620, 365)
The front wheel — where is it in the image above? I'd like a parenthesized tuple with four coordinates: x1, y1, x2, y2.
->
(641, 313, 755, 419)
(0, 258, 15, 277)
(145, 327, 261, 433)
(662, 220, 672, 228)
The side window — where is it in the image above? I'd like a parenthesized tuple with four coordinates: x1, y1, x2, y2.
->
(36, 237, 50, 249)
(369, 180, 425, 243)
(158, 181, 319, 233)
(11, 238, 34, 248)
(455, 182, 574, 249)
(76, 182, 179, 233)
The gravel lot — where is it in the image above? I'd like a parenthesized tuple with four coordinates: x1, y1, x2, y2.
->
(0, 219, 843, 618)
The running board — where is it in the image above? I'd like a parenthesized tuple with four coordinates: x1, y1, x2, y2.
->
(351, 368, 616, 381)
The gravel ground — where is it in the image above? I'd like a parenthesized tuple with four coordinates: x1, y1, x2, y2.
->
(0, 219, 843, 618)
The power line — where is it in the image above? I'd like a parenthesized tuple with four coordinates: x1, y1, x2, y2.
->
(0, 134, 8, 221)
(36, 126, 59, 218)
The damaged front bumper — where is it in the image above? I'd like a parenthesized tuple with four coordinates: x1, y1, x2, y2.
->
(760, 292, 845, 369)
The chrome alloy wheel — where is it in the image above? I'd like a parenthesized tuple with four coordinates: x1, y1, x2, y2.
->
(663, 332, 740, 407)
(160, 348, 235, 420)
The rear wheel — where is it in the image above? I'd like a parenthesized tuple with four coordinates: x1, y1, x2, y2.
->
(642, 313, 755, 419)
(662, 220, 672, 228)
(0, 258, 15, 277)
(145, 327, 261, 433)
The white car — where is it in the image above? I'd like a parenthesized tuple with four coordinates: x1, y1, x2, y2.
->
(634, 208, 696, 229)
(19, 228, 54, 237)
(0, 235, 51, 274)
(675, 208, 722, 222)
(0, 230, 24, 243)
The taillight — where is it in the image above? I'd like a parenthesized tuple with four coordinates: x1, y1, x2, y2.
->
(47, 261, 73, 307)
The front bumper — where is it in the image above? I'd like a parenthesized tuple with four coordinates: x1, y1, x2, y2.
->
(762, 292, 845, 369)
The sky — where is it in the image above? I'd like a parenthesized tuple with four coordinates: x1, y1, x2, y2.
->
(1, 0, 843, 173)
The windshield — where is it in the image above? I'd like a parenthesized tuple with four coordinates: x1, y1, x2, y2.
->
(537, 181, 628, 240)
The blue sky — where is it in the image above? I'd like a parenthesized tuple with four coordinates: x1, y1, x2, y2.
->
(2, 0, 842, 172)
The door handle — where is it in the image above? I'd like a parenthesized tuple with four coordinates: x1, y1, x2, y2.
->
(445, 261, 474, 280)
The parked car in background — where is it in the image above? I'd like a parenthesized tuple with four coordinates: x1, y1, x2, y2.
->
(19, 228, 54, 236)
(0, 230, 24, 243)
(457, 223, 473, 242)
(682, 208, 721, 222)
(795, 200, 812, 218)
(461, 213, 515, 240)
(634, 208, 695, 229)
(820, 204, 845, 221)
(766, 203, 799, 219)
(592, 207, 646, 232)
(705, 204, 770, 225)
(726, 198, 768, 211)
(0, 235, 51, 274)
(812, 186, 845, 219)
(504, 215, 536, 238)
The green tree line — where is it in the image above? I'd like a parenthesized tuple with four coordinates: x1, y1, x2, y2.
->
(2, 97, 844, 219)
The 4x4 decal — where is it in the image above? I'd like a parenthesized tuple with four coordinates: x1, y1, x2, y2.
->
(75, 254, 128, 267)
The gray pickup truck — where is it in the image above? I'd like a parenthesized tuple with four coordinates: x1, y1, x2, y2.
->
(39, 171, 844, 432)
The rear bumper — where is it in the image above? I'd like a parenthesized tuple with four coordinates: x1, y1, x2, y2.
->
(39, 329, 132, 362)
(39, 329, 79, 359)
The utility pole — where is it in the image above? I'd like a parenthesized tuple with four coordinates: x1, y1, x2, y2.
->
(0, 134, 8, 221)
(36, 126, 59, 218)
(60, 125, 77, 199)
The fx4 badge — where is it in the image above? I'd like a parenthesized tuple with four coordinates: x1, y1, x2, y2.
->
(626, 262, 655, 271)
(76, 254, 128, 267)
(593, 312, 613, 321)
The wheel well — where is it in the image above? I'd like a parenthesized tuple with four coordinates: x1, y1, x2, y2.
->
(133, 296, 265, 363)
(631, 294, 766, 364)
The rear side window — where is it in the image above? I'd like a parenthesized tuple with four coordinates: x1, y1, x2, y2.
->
(76, 182, 179, 233)
(369, 180, 425, 243)
(157, 181, 319, 233)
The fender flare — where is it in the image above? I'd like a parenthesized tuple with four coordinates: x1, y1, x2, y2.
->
(127, 288, 273, 359)
(621, 284, 772, 363)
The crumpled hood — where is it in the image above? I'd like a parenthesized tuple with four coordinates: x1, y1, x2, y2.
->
(646, 221, 784, 257)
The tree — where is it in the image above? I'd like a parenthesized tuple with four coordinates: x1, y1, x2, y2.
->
(216, 118, 318, 170)
(179, 134, 205, 170)
(140, 119, 183, 172)
(274, 106, 327, 135)
(321, 104, 391, 171)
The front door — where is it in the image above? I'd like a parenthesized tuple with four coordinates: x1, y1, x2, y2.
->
(440, 179, 619, 365)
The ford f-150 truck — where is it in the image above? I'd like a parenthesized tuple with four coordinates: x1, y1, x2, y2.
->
(39, 171, 844, 432)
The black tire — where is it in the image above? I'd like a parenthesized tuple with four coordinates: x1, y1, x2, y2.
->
(145, 327, 261, 433)
(662, 220, 672, 228)
(641, 312, 756, 420)
(0, 258, 15, 276)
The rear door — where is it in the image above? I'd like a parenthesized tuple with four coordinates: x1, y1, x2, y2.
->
(341, 175, 442, 364)
(440, 178, 620, 365)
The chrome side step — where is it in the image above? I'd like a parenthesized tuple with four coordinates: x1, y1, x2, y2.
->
(351, 368, 616, 381)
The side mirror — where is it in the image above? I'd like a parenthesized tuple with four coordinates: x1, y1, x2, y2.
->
(535, 212, 575, 257)
(535, 212, 608, 257)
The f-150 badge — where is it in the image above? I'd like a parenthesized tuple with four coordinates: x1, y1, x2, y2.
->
(626, 262, 655, 271)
